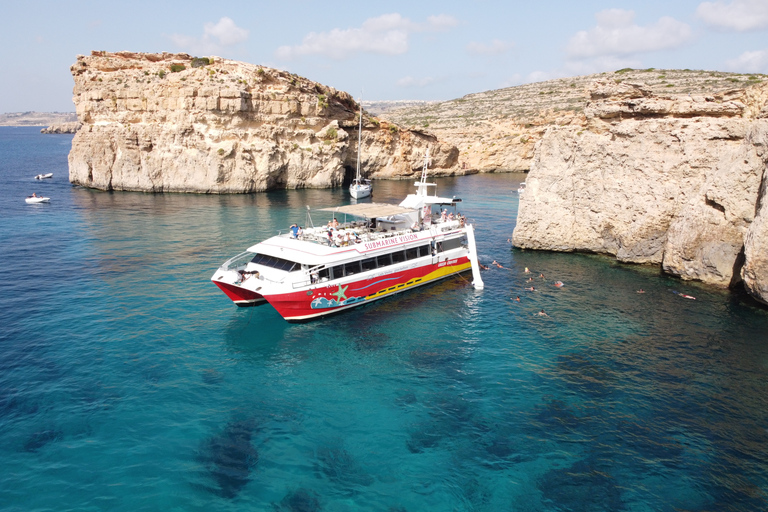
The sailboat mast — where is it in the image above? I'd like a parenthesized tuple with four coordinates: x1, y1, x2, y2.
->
(356, 99, 363, 180)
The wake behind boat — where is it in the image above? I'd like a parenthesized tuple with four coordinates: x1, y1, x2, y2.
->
(213, 149, 484, 322)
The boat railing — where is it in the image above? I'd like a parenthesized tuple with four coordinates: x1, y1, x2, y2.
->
(282, 217, 466, 248)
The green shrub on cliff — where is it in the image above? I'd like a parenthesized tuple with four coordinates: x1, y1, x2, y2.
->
(191, 57, 211, 68)
(170, 64, 186, 73)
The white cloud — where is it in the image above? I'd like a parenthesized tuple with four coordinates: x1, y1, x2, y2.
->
(696, 0, 768, 31)
(276, 13, 458, 60)
(169, 17, 249, 55)
(567, 9, 692, 58)
(397, 76, 435, 88)
(467, 39, 512, 56)
(726, 49, 768, 72)
(523, 55, 642, 86)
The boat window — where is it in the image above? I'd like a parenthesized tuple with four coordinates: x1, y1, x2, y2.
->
(441, 238, 462, 251)
(344, 261, 361, 276)
(361, 257, 377, 272)
(419, 244, 430, 257)
(405, 248, 418, 260)
(376, 254, 392, 267)
(250, 253, 299, 272)
(317, 268, 330, 281)
(331, 265, 344, 280)
(392, 250, 406, 264)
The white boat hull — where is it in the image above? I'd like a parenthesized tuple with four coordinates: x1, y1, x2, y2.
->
(35, 173, 53, 180)
(349, 184, 372, 199)
(25, 197, 50, 204)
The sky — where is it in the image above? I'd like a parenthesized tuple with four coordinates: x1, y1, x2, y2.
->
(2, 0, 768, 112)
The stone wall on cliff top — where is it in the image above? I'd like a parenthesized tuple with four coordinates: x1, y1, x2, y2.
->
(513, 78, 768, 303)
(68, 51, 458, 193)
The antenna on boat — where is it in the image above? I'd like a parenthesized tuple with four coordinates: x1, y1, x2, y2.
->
(414, 146, 432, 198)
(305, 205, 314, 229)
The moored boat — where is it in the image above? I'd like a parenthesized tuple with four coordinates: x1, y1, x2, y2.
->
(34, 173, 53, 180)
(348, 98, 372, 199)
(212, 149, 484, 322)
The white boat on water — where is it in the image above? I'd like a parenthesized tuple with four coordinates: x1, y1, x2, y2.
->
(35, 173, 53, 180)
(518, 182, 526, 194)
(212, 148, 484, 322)
(25, 196, 50, 204)
(349, 100, 372, 199)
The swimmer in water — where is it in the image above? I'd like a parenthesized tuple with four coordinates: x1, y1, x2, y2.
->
(515, 296, 521, 302)
(524, 267, 530, 273)
(525, 286, 535, 291)
(537, 310, 548, 317)
(554, 281, 564, 288)
(637, 289, 645, 294)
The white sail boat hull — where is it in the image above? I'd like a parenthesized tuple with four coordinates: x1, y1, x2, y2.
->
(349, 181, 372, 199)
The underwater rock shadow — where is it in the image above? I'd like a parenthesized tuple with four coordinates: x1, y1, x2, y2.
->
(273, 487, 322, 512)
(23, 428, 63, 452)
(197, 417, 259, 499)
(538, 457, 625, 512)
(314, 439, 374, 490)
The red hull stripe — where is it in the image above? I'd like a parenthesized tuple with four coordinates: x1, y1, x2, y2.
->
(213, 280, 264, 304)
(265, 258, 471, 321)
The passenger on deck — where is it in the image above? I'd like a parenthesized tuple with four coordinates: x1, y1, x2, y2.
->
(290, 224, 299, 238)
(332, 218, 340, 229)
(441, 209, 448, 222)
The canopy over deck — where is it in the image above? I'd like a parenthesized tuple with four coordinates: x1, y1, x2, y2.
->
(318, 203, 416, 218)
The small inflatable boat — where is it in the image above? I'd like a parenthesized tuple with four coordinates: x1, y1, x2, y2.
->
(34, 173, 53, 180)
(25, 196, 50, 204)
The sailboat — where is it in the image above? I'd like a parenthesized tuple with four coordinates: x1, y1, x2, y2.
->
(349, 99, 372, 199)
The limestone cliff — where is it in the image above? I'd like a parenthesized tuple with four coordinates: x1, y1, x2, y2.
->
(513, 79, 768, 303)
(41, 122, 81, 134)
(383, 69, 764, 174)
(68, 51, 458, 193)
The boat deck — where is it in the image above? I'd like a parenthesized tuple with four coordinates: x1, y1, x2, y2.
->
(292, 217, 464, 247)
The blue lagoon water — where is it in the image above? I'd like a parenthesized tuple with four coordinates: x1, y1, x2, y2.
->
(1, 126, 767, 511)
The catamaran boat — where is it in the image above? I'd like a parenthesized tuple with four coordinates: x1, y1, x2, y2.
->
(212, 149, 484, 322)
(348, 99, 372, 199)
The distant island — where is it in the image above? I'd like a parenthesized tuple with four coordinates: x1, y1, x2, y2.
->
(0, 111, 77, 127)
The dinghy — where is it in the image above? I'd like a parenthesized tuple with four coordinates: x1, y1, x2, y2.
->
(25, 196, 50, 204)
(34, 173, 53, 180)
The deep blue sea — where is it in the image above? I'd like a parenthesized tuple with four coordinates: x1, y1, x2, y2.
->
(1, 126, 768, 511)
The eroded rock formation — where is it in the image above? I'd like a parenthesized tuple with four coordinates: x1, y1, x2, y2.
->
(513, 79, 768, 303)
(68, 51, 458, 193)
(41, 122, 81, 134)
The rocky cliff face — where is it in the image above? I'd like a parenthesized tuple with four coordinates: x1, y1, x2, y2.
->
(513, 79, 768, 303)
(383, 69, 764, 174)
(68, 51, 458, 193)
(41, 122, 81, 134)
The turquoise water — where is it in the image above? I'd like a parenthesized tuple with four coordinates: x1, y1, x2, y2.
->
(1, 126, 767, 511)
